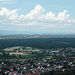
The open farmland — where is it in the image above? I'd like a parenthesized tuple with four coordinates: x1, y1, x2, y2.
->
(4, 46, 23, 51)
(9, 52, 28, 55)
(3, 46, 40, 56)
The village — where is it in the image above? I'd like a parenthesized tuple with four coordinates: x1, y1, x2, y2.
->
(0, 47, 75, 75)
(0, 57, 75, 75)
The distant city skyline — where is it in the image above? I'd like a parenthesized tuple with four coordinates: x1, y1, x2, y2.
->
(0, 0, 75, 34)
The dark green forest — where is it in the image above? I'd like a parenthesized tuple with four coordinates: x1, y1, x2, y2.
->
(0, 38, 75, 49)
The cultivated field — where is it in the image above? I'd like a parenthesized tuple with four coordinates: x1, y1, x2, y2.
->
(4, 46, 23, 51)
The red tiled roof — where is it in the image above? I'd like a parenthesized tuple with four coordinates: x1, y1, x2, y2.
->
(26, 73, 39, 75)
(32, 73, 39, 75)
(26, 73, 32, 75)
(16, 67, 19, 69)
(6, 70, 9, 72)
(62, 69, 66, 71)
(17, 73, 23, 75)
(10, 68, 13, 70)
(37, 65, 42, 68)
(53, 68, 56, 70)
(11, 71, 17, 74)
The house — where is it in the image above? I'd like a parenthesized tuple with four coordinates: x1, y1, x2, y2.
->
(26, 73, 32, 75)
(9, 71, 17, 75)
(15, 67, 19, 70)
(68, 62, 72, 65)
(10, 68, 13, 71)
(32, 72, 39, 75)
(26, 72, 39, 75)
(4, 70, 9, 74)
(37, 65, 43, 69)
(17, 72, 23, 75)
(62, 69, 66, 71)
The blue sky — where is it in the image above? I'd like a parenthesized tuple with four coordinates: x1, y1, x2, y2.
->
(0, 0, 75, 34)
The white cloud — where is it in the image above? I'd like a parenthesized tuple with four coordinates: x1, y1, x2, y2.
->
(56, 10, 70, 21)
(24, 5, 45, 20)
(0, 7, 18, 21)
(38, 10, 70, 22)
(73, 19, 75, 23)
(0, 5, 75, 29)
(67, 18, 75, 23)
(18, 5, 45, 21)
(38, 11, 56, 21)
(68, 19, 71, 22)
(11, 21, 37, 26)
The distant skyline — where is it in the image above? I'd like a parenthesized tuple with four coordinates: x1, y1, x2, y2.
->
(0, 0, 75, 34)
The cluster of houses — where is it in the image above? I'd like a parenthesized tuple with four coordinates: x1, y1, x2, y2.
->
(40, 47, 75, 57)
(0, 47, 75, 75)
(0, 57, 75, 75)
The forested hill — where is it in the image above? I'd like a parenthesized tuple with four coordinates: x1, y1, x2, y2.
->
(0, 38, 75, 49)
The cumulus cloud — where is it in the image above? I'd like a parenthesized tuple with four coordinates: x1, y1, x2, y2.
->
(68, 19, 71, 22)
(0, 7, 18, 21)
(38, 10, 70, 22)
(0, 5, 75, 28)
(24, 5, 45, 20)
(73, 19, 75, 23)
(67, 18, 75, 23)
(57, 10, 70, 21)
(38, 11, 56, 21)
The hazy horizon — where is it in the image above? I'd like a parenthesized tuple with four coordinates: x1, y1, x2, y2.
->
(1, 30, 75, 35)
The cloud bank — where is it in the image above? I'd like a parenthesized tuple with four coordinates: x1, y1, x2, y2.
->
(0, 5, 75, 29)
